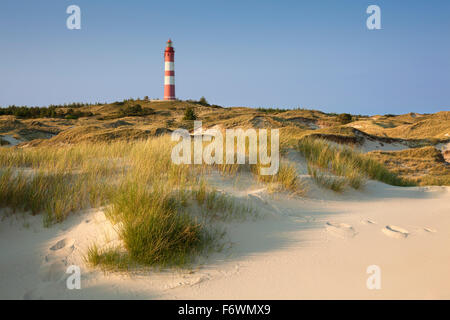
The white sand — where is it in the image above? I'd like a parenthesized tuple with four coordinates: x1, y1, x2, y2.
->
(0, 135, 22, 146)
(437, 141, 450, 152)
(1, 179, 449, 300)
(359, 139, 410, 153)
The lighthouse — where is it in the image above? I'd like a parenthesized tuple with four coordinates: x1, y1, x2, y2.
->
(164, 39, 175, 101)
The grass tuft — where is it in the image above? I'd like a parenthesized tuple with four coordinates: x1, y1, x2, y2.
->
(307, 165, 347, 192)
(104, 182, 209, 267)
(252, 161, 306, 195)
(298, 137, 411, 187)
(85, 244, 132, 271)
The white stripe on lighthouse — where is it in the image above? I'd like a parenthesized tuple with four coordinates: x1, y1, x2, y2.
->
(165, 76, 175, 85)
(165, 61, 174, 71)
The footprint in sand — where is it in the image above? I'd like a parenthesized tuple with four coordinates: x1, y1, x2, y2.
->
(325, 222, 357, 238)
(39, 261, 66, 282)
(23, 288, 39, 300)
(48, 238, 75, 254)
(382, 225, 409, 239)
(45, 238, 75, 264)
(247, 193, 267, 205)
(361, 218, 377, 225)
(50, 238, 68, 251)
(166, 275, 210, 289)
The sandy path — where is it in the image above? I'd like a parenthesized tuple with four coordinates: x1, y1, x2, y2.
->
(0, 135, 22, 146)
(0, 182, 449, 299)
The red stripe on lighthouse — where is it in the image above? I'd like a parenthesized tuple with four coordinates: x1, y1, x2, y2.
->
(164, 39, 175, 101)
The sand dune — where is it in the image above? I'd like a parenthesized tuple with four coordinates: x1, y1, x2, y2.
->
(0, 135, 21, 146)
(1, 180, 449, 300)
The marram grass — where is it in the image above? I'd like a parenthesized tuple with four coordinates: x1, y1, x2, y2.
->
(100, 181, 211, 268)
(297, 137, 413, 188)
(1, 136, 291, 269)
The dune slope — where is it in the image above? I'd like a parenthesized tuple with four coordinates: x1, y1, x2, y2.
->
(1, 181, 449, 300)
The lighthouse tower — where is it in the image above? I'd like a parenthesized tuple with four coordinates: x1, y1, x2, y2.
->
(164, 39, 175, 101)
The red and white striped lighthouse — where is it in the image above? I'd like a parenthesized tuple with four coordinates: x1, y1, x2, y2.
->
(164, 39, 175, 101)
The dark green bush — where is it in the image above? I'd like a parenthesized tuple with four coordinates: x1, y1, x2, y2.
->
(337, 113, 353, 124)
(120, 104, 154, 117)
(183, 107, 197, 120)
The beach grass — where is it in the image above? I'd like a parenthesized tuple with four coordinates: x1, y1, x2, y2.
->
(102, 181, 209, 268)
(307, 165, 347, 192)
(0, 135, 294, 269)
(297, 137, 412, 189)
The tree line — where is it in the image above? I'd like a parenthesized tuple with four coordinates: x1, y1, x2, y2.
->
(0, 103, 98, 119)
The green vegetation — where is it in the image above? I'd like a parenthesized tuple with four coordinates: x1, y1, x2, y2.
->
(64, 108, 94, 119)
(119, 104, 155, 117)
(337, 113, 353, 124)
(98, 182, 208, 268)
(0, 169, 108, 225)
(369, 146, 450, 186)
(0, 136, 292, 270)
(193, 182, 255, 221)
(0, 105, 94, 119)
(198, 96, 209, 106)
(184, 96, 215, 107)
(374, 146, 444, 162)
(0, 138, 213, 268)
(252, 161, 305, 194)
(1, 100, 449, 270)
(183, 106, 197, 120)
(86, 244, 131, 271)
(297, 137, 412, 188)
(256, 107, 289, 113)
(307, 165, 347, 192)
(0, 137, 9, 146)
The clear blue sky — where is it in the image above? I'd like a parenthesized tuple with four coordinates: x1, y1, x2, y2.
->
(1, 0, 449, 115)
